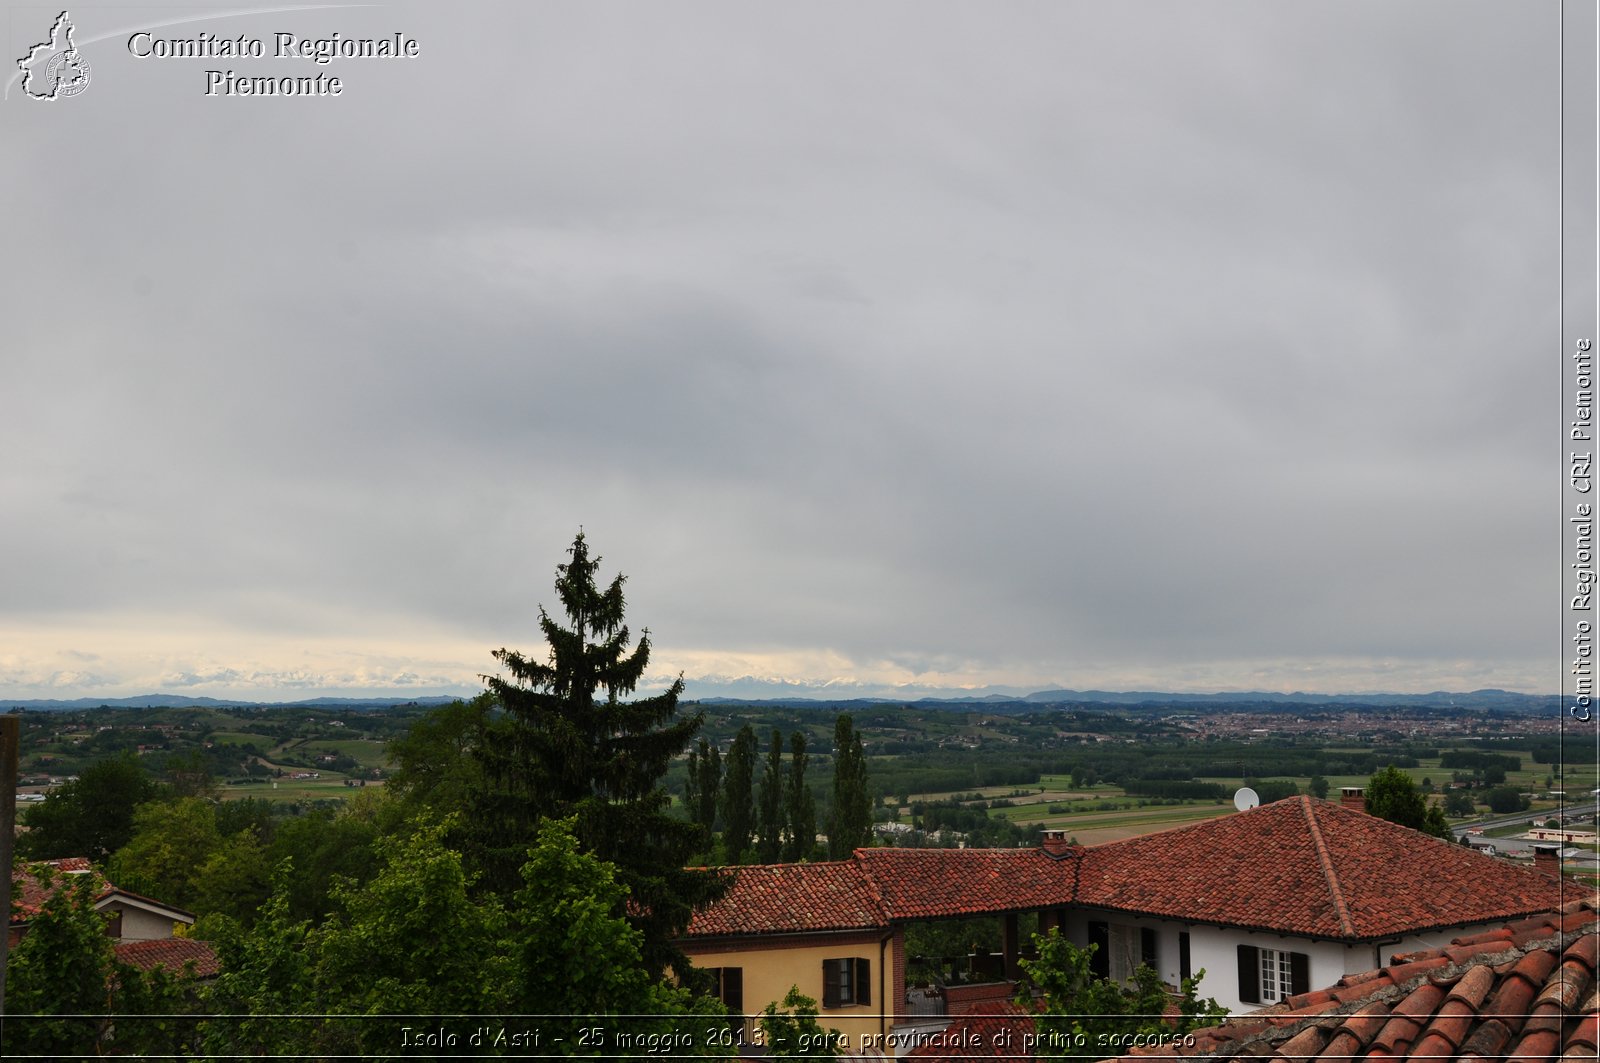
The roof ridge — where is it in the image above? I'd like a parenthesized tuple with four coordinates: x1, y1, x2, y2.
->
(852, 848, 891, 920)
(1300, 795, 1356, 937)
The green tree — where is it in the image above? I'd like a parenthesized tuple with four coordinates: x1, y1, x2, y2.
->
(827, 715, 871, 859)
(1017, 929, 1224, 1059)
(507, 818, 733, 1053)
(5, 868, 115, 1054)
(7, 865, 204, 1057)
(472, 531, 724, 974)
(783, 731, 816, 862)
(196, 826, 273, 924)
(385, 691, 495, 816)
(757, 728, 786, 863)
(265, 806, 382, 923)
(1365, 766, 1450, 840)
(200, 862, 320, 1056)
(721, 725, 758, 864)
(1308, 774, 1330, 800)
(1485, 785, 1530, 814)
(109, 796, 224, 911)
(1443, 789, 1476, 817)
(760, 986, 838, 1058)
(686, 737, 722, 834)
(313, 818, 512, 1053)
(19, 752, 162, 861)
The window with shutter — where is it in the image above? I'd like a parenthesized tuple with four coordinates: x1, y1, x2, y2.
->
(822, 957, 868, 1007)
(1140, 927, 1159, 969)
(1237, 945, 1261, 1004)
(709, 967, 743, 1014)
(1178, 932, 1192, 983)
(822, 958, 843, 1008)
(1088, 921, 1111, 979)
(1245, 946, 1309, 1004)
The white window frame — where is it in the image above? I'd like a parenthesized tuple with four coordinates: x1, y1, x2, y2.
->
(1258, 947, 1296, 1004)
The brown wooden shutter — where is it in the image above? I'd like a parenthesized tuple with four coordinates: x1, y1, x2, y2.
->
(822, 959, 842, 1008)
(1290, 951, 1311, 996)
(855, 958, 871, 1006)
(1237, 945, 1260, 1004)
(1088, 921, 1110, 979)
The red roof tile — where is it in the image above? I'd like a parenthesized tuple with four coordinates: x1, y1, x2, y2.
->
(688, 798, 1569, 949)
(1073, 797, 1566, 939)
(1095, 897, 1600, 1063)
(855, 847, 1079, 921)
(114, 937, 220, 979)
(685, 861, 887, 937)
(904, 1000, 1035, 1061)
(10, 858, 109, 923)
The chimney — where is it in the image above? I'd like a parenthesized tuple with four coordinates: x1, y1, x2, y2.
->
(1340, 787, 1366, 813)
(1532, 843, 1562, 876)
(1042, 829, 1073, 859)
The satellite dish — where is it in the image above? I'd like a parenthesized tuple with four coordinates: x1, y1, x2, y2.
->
(1233, 787, 1260, 812)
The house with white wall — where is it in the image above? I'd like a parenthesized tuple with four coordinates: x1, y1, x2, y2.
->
(9, 857, 197, 947)
(680, 792, 1567, 1042)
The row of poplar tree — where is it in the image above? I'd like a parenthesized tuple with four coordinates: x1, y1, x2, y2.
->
(682, 714, 873, 865)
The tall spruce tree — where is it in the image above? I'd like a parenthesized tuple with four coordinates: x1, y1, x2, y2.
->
(721, 725, 758, 864)
(756, 728, 785, 863)
(783, 731, 816, 862)
(472, 531, 723, 975)
(827, 715, 872, 859)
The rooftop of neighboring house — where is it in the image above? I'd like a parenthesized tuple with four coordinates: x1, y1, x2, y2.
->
(901, 898, 1600, 1063)
(1102, 895, 1600, 1063)
(1071, 795, 1567, 939)
(10, 857, 196, 928)
(10, 856, 106, 921)
(687, 860, 889, 936)
(114, 936, 222, 979)
(685, 796, 1566, 943)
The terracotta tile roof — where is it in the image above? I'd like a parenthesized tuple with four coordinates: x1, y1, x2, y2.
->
(856, 847, 1080, 921)
(1100, 896, 1600, 1063)
(1074, 797, 1566, 939)
(686, 798, 1565, 943)
(114, 937, 221, 979)
(905, 1000, 1036, 1061)
(685, 861, 888, 937)
(10, 858, 109, 923)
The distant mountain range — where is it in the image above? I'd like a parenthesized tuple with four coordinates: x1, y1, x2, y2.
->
(0, 688, 1560, 714)
(685, 687, 1561, 714)
(0, 694, 462, 711)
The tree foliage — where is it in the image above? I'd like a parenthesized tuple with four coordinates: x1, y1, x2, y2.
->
(783, 731, 816, 862)
(686, 736, 722, 834)
(108, 796, 224, 911)
(721, 725, 758, 864)
(18, 752, 163, 861)
(757, 728, 785, 863)
(1365, 766, 1450, 840)
(7, 867, 203, 1057)
(5, 869, 115, 1053)
(1018, 929, 1225, 1059)
(385, 691, 494, 816)
(827, 715, 871, 858)
(759, 986, 838, 1058)
(470, 531, 724, 974)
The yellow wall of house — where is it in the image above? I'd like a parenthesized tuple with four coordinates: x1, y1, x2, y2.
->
(686, 937, 891, 1053)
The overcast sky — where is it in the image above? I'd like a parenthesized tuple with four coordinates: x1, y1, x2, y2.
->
(1, 1, 1566, 702)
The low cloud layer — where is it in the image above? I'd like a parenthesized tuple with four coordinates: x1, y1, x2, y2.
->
(2, 2, 1561, 702)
